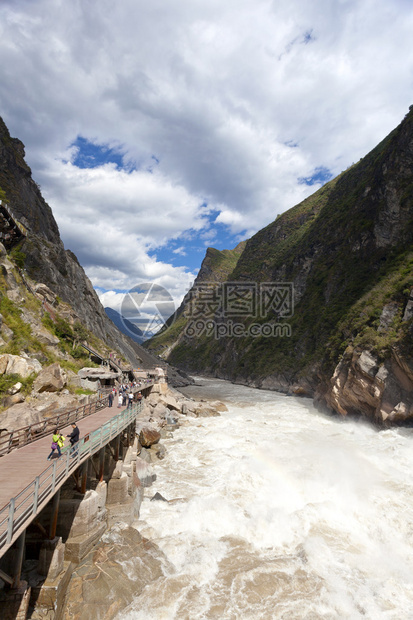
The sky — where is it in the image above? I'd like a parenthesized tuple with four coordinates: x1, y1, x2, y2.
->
(0, 0, 413, 333)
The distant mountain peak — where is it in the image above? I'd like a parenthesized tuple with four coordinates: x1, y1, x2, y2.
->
(105, 307, 144, 344)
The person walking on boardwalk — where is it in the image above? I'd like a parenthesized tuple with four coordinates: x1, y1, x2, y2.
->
(118, 393, 123, 408)
(67, 422, 80, 458)
(57, 433, 65, 452)
(127, 390, 133, 409)
(108, 391, 113, 407)
(47, 429, 62, 460)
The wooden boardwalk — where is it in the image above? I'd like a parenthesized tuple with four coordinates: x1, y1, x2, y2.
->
(0, 402, 130, 514)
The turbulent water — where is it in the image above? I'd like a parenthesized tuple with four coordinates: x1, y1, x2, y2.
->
(119, 377, 413, 619)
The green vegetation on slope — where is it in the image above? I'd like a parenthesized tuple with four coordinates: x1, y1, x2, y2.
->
(161, 108, 413, 384)
(145, 241, 247, 357)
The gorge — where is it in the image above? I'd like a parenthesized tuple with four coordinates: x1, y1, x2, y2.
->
(0, 103, 413, 619)
(146, 107, 413, 427)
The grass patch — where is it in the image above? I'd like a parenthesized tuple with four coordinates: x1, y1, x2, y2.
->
(74, 387, 95, 396)
(0, 372, 37, 399)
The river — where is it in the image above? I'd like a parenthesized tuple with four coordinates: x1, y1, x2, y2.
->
(118, 377, 413, 619)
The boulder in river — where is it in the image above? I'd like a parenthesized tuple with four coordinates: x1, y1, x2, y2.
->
(139, 427, 161, 447)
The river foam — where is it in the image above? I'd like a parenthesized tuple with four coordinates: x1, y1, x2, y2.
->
(118, 377, 413, 619)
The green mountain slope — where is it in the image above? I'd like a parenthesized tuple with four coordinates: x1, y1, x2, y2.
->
(145, 241, 246, 357)
(0, 116, 191, 385)
(147, 106, 413, 425)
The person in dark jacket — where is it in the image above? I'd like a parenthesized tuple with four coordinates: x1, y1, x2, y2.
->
(67, 423, 80, 458)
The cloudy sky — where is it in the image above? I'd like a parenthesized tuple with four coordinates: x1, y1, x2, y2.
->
(0, 0, 412, 328)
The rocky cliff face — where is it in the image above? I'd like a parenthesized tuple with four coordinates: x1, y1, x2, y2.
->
(147, 106, 413, 425)
(0, 116, 179, 373)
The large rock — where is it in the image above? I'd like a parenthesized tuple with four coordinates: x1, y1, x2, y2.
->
(158, 393, 181, 412)
(31, 392, 80, 417)
(139, 428, 161, 447)
(107, 472, 129, 504)
(34, 283, 57, 306)
(33, 362, 67, 393)
(8, 381, 23, 395)
(322, 346, 413, 424)
(386, 401, 413, 423)
(61, 527, 165, 620)
(1, 323, 13, 342)
(378, 302, 400, 332)
(152, 403, 168, 418)
(0, 354, 42, 378)
(149, 443, 166, 461)
(1, 393, 25, 408)
(57, 490, 100, 538)
(186, 401, 221, 417)
(66, 369, 82, 388)
(31, 323, 60, 347)
(135, 457, 157, 486)
(0, 402, 43, 432)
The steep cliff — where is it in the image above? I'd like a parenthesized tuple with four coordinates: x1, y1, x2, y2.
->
(0, 116, 180, 376)
(147, 106, 413, 425)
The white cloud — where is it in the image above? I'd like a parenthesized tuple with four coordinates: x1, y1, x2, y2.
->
(0, 0, 413, 307)
(173, 247, 187, 256)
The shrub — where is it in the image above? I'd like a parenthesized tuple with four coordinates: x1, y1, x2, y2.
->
(9, 248, 26, 269)
(54, 317, 73, 342)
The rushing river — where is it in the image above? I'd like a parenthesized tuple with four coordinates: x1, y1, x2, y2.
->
(119, 377, 413, 619)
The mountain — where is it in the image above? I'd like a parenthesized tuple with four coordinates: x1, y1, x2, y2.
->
(146, 106, 413, 425)
(145, 241, 246, 358)
(0, 115, 192, 387)
(105, 307, 144, 344)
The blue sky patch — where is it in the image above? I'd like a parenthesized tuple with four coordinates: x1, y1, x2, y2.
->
(148, 219, 245, 272)
(71, 136, 129, 170)
(299, 166, 333, 186)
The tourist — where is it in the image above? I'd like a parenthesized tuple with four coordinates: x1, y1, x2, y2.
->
(137, 391, 143, 405)
(47, 429, 62, 460)
(118, 393, 123, 408)
(108, 392, 113, 407)
(57, 433, 65, 452)
(67, 422, 80, 458)
(127, 391, 133, 409)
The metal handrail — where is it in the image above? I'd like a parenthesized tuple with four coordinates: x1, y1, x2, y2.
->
(0, 401, 142, 557)
(0, 381, 153, 457)
(80, 343, 134, 374)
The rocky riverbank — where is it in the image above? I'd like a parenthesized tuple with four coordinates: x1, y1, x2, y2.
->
(53, 385, 227, 620)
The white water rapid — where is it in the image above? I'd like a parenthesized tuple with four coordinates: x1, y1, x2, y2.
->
(119, 377, 413, 619)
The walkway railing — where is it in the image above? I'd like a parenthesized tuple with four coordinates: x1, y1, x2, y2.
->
(0, 382, 153, 457)
(80, 343, 131, 374)
(0, 401, 142, 557)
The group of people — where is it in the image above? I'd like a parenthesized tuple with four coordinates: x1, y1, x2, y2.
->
(47, 381, 145, 462)
(47, 423, 79, 460)
(107, 384, 143, 410)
